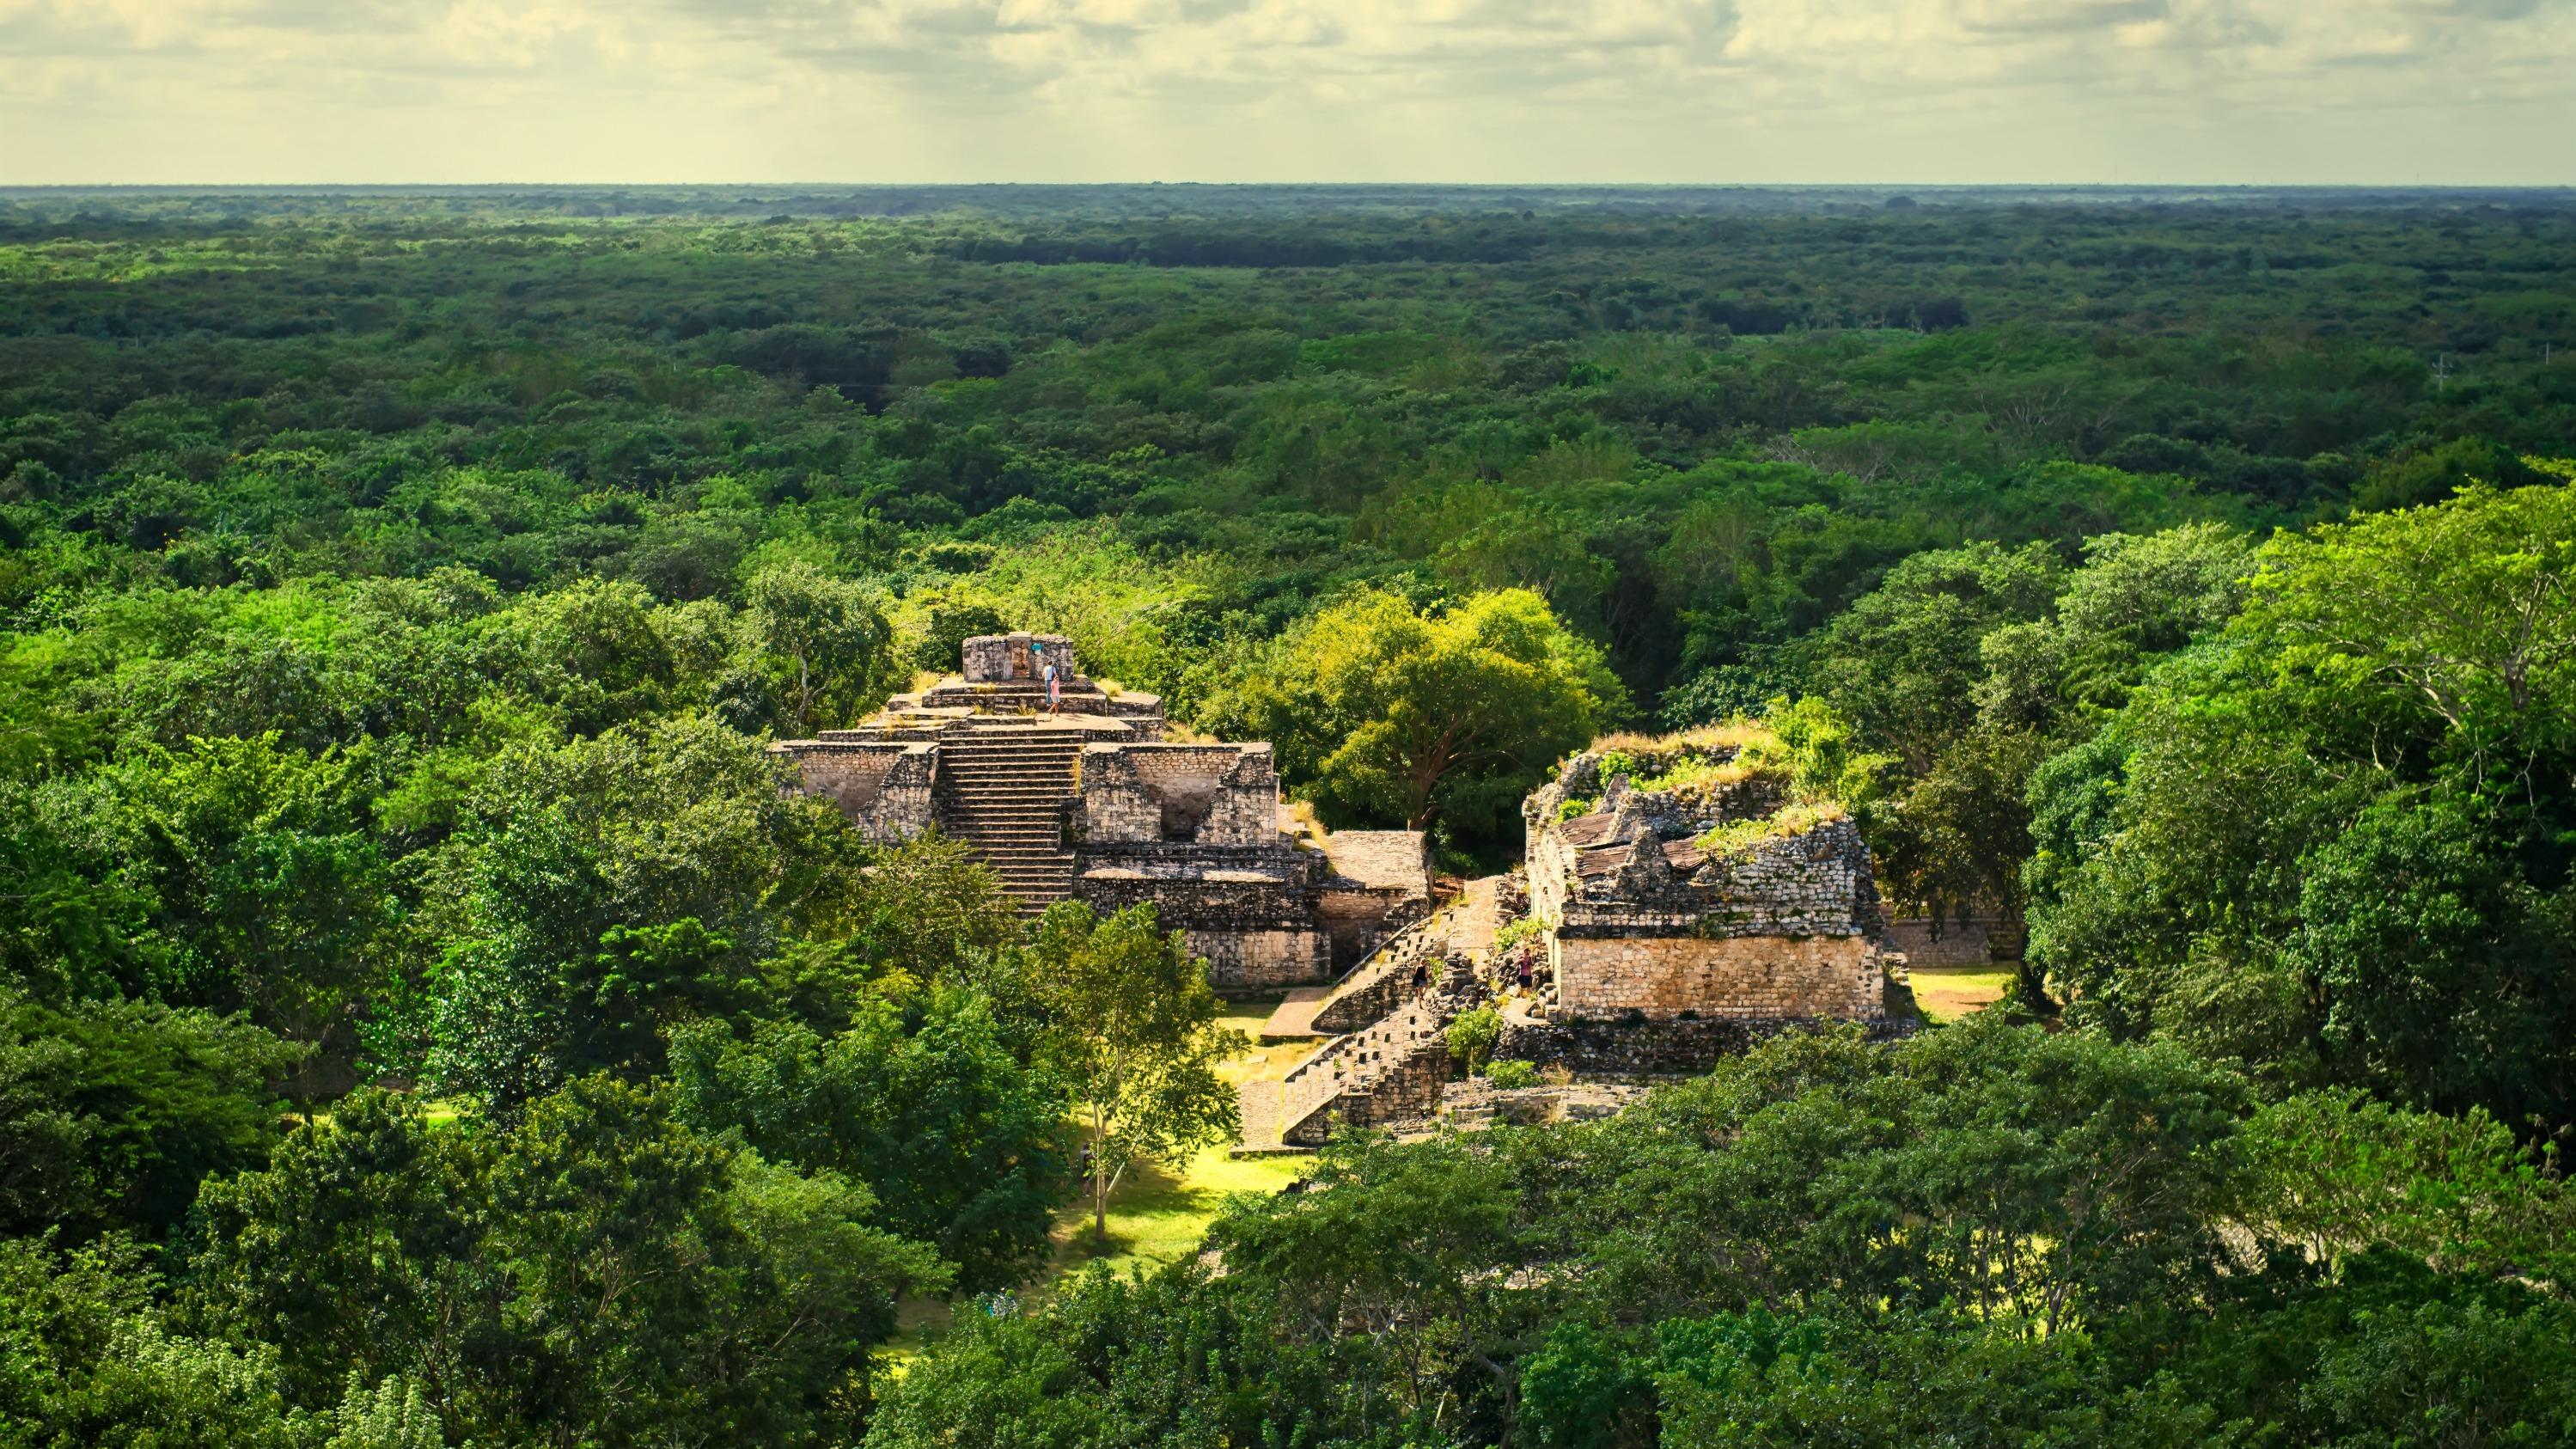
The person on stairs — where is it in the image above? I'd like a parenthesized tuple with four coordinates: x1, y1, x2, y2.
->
(1044, 657, 1061, 714)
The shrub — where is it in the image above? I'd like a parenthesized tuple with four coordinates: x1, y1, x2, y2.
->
(1446, 1006, 1502, 1073)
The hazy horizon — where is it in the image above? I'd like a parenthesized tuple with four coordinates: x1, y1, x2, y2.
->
(5, 0, 2573, 188)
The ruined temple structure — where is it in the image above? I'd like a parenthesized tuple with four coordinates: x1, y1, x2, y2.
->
(771, 632, 1430, 987)
(1236, 732, 1910, 1152)
(1517, 733, 1901, 1039)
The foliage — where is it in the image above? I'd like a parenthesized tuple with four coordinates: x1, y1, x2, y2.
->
(0, 1234, 308, 1448)
(877, 1018, 2576, 1448)
(185, 1077, 946, 1446)
(2027, 481, 2576, 1122)
(668, 986, 1072, 1293)
(1211, 587, 1627, 841)
(0, 993, 302, 1239)
(1448, 1005, 1504, 1073)
(1024, 902, 1244, 1237)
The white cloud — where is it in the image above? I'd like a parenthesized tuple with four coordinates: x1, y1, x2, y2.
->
(0, 0, 2567, 180)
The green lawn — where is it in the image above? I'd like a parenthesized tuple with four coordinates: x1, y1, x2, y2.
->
(1909, 965, 2016, 1024)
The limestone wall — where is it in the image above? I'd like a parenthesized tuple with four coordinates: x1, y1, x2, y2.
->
(1552, 932, 1881, 1020)
(769, 741, 935, 842)
(1071, 864, 1329, 987)
(1078, 743, 1279, 846)
(1188, 926, 1332, 990)
(1680, 824, 1886, 939)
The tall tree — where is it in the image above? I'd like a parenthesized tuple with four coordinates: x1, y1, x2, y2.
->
(1026, 902, 1243, 1238)
(746, 561, 894, 733)
(1213, 587, 1627, 836)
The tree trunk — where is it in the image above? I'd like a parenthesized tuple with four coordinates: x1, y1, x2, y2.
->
(1091, 1101, 1108, 1238)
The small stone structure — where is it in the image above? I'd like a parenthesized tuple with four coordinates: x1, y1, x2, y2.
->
(772, 632, 1430, 988)
(1509, 735, 1902, 1071)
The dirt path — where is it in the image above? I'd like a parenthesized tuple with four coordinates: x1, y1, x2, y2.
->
(1259, 985, 1332, 1040)
(1448, 875, 1502, 963)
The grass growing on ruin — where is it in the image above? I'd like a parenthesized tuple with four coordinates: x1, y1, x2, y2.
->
(1694, 799, 1848, 856)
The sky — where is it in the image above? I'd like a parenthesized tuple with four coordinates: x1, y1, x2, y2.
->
(3, 0, 2573, 186)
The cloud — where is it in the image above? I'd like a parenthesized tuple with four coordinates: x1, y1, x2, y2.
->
(0, 0, 2567, 180)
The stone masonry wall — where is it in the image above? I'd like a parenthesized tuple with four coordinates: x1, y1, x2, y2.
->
(1553, 933, 1880, 1020)
(772, 742, 935, 842)
(1188, 926, 1331, 990)
(1679, 823, 1886, 940)
(1078, 743, 1279, 846)
(961, 632, 1077, 684)
(1071, 866, 1328, 987)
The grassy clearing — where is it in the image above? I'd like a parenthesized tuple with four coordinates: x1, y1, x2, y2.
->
(1910, 965, 2017, 1024)
(1044, 1007, 1313, 1277)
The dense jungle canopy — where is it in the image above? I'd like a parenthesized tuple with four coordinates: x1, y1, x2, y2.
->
(1, 186, 2571, 1447)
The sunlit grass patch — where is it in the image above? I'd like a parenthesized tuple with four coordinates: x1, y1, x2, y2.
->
(1910, 966, 2016, 1024)
(1047, 1145, 1309, 1281)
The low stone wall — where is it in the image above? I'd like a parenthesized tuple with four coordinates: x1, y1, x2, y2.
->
(1190, 926, 1330, 990)
(1073, 859, 1329, 987)
(1441, 1079, 1647, 1127)
(1886, 914, 2026, 967)
(1552, 932, 1880, 1020)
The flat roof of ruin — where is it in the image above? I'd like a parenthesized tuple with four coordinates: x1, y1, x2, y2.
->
(1320, 830, 1431, 894)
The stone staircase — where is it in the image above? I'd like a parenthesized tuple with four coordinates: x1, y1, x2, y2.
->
(1273, 992, 1459, 1146)
(934, 730, 1083, 914)
(1310, 913, 1450, 1035)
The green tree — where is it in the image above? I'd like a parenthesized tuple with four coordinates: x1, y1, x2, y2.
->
(0, 1234, 308, 1449)
(669, 987, 1072, 1293)
(1214, 587, 1627, 836)
(0, 993, 302, 1239)
(485, 1075, 945, 1444)
(184, 1091, 488, 1409)
(1026, 902, 1243, 1238)
(2027, 481, 2576, 1120)
(105, 734, 394, 1093)
(746, 560, 895, 733)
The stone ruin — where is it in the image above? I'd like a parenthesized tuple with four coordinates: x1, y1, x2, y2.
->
(771, 631, 1431, 988)
(1499, 732, 1904, 1072)
(1523, 745, 1894, 1019)
(1238, 730, 1910, 1150)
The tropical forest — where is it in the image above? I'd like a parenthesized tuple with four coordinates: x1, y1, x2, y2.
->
(1, 185, 2572, 1447)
